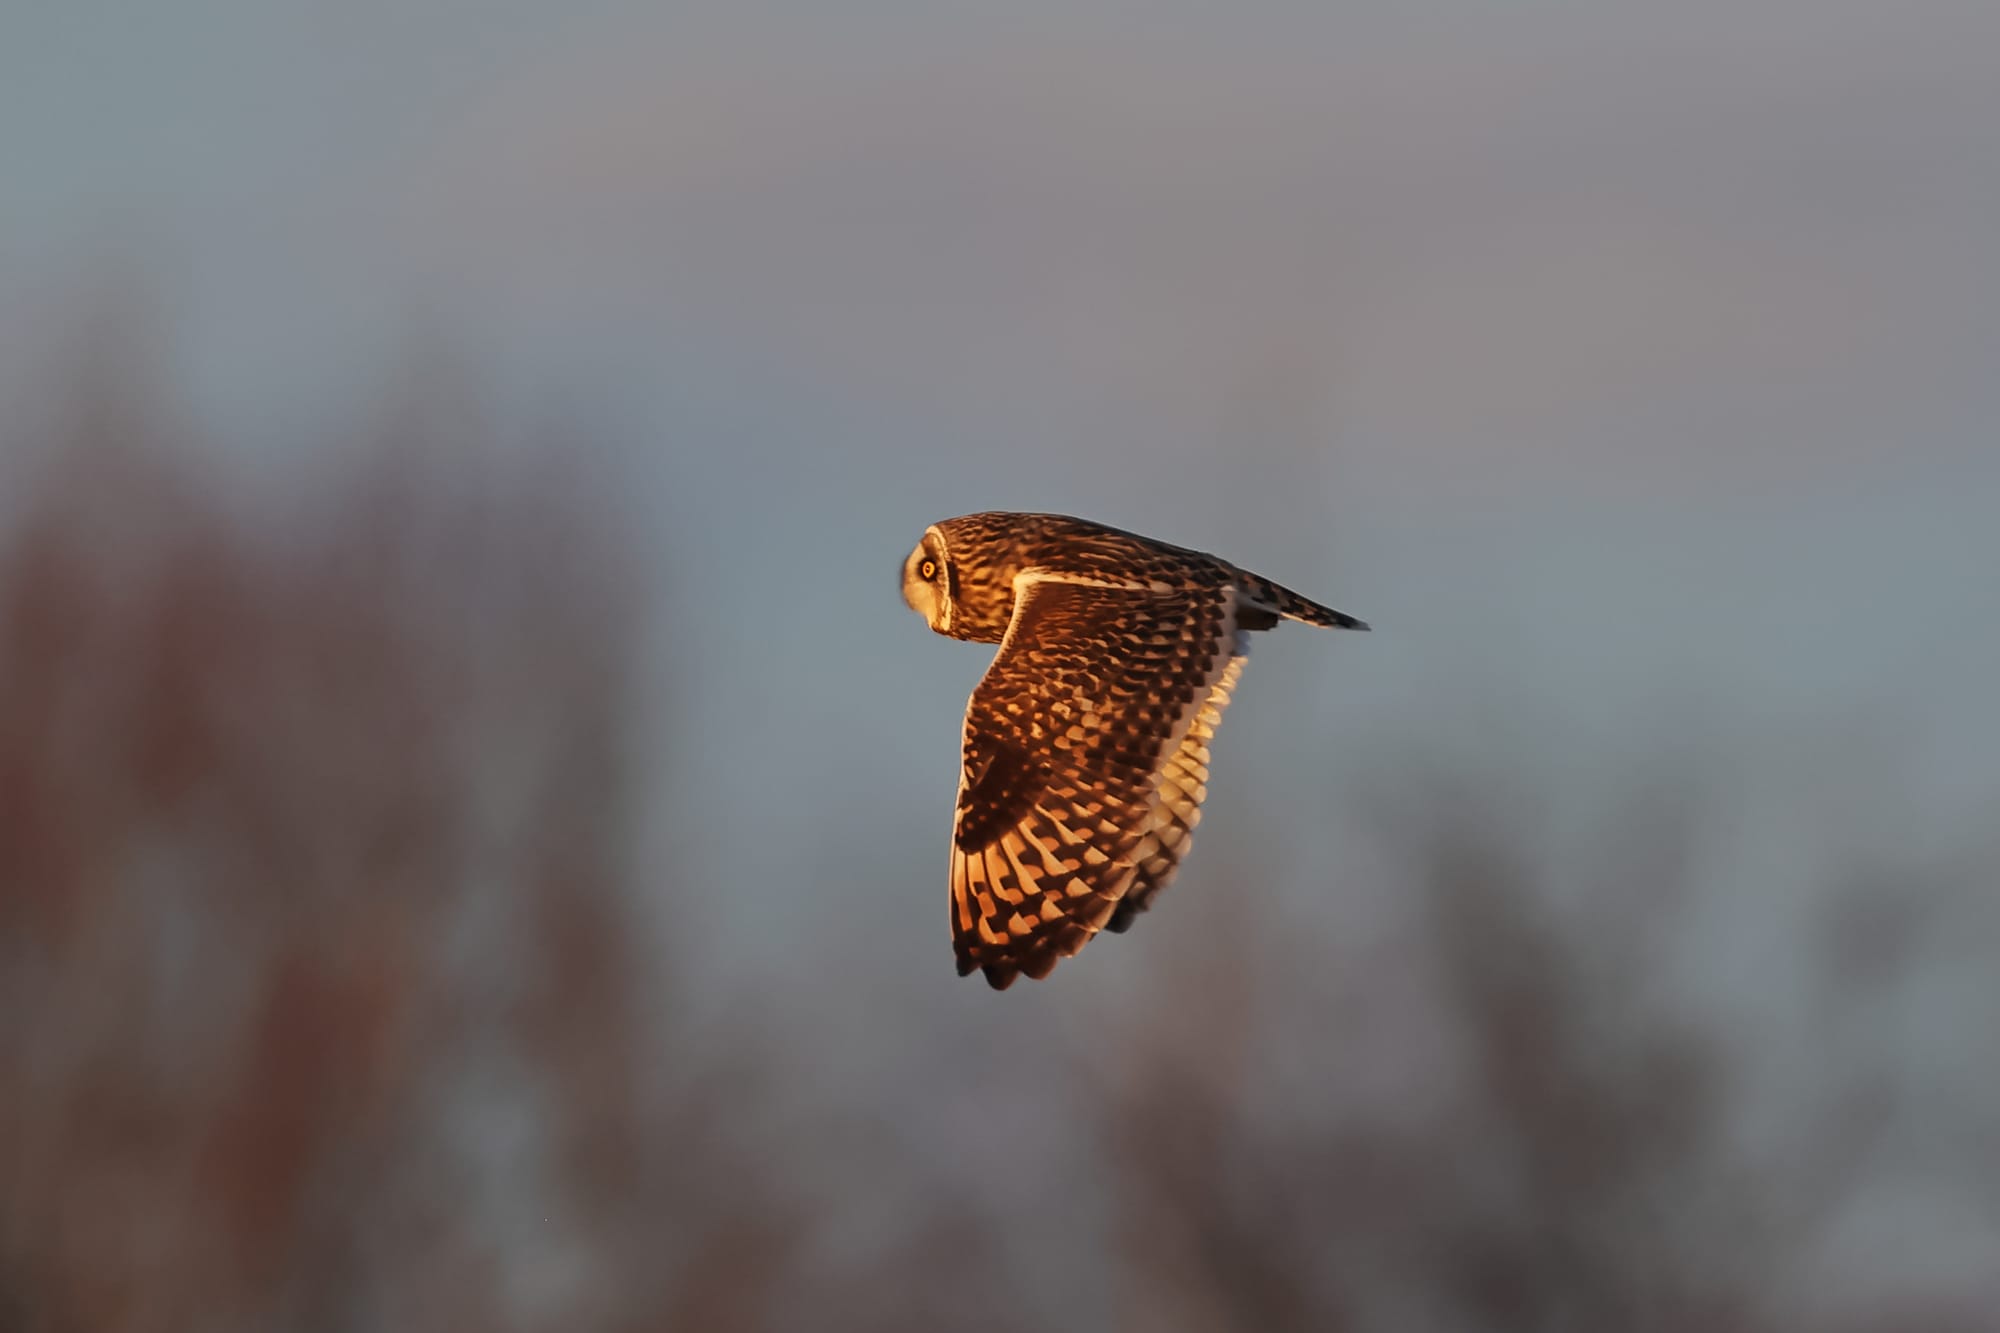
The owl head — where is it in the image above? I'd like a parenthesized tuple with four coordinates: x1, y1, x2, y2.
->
(900, 515, 1023, 643)
(900, 527, 955, 635)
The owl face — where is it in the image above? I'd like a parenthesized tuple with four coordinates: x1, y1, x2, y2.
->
(900, 527, 954, 634)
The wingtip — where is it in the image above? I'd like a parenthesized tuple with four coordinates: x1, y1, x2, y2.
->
(968, 946, 1062, 990)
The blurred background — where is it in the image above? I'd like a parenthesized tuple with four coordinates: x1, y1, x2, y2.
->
(4, 3, 1999, 1329)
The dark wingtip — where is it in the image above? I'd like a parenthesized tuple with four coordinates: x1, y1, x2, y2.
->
(1313, 605, 1369, 630)
(975, 944, 1064, 989)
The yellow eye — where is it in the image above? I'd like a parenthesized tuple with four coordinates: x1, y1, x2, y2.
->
(920, 558, 938, 580)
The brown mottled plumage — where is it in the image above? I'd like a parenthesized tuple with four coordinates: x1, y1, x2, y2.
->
(900, 513, 1367, 989)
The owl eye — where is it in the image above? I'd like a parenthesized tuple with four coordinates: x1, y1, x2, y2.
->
(920, 558, 939, 580)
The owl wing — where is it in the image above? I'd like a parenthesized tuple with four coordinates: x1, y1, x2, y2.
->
(1103, 649, 1247, 934)
(949, 572, 1249, 989)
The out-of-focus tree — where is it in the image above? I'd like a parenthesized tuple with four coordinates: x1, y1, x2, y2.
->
(0, 337, 803, 1333)
(1086, 771, 2000, 1333)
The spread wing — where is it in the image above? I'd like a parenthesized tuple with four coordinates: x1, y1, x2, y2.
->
(948, 573, 1249, 989)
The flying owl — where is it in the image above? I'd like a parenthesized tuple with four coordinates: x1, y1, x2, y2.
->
(900, 512, 1367, 989)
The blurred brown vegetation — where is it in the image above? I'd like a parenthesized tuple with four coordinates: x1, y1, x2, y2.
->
(1092, 775, 2000, 1333)
(0, 347, 804, 1333)
(1, 343, 1994, 1333)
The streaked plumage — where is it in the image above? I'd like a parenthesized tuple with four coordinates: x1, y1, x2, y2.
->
(899, 512, 1368, 989)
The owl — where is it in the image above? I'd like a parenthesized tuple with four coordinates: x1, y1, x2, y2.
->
(900, 512, 1368, 989)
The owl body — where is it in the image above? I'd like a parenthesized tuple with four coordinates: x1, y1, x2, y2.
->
(901, 512, 1366, 990)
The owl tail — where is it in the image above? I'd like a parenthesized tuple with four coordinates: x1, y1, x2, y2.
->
(1237, 572, 1370, 632)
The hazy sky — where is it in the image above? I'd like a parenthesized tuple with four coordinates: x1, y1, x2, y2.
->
(7, 1, 1997, 497)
